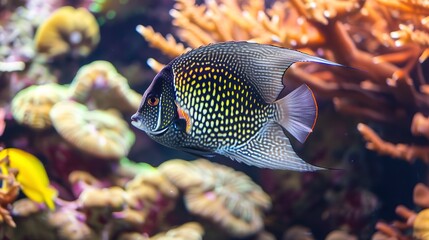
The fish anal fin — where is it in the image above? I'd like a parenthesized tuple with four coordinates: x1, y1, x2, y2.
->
(219, 122, 324, 171)
(274, 84, 317, 143)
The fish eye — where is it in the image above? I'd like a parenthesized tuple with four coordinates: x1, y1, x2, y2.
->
(147, 94, 159, 107)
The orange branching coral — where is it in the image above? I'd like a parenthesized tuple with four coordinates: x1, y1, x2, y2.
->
(373, 206, 429, 240)
(159, 159, 271, 238)
(34, 6, 100, 59)
(136, 25, 189, 58)
(139, 0, 429, 165)
(357, 123, 429, 163)
(372, 183, 429, 239)
(414, 183, 429, 208)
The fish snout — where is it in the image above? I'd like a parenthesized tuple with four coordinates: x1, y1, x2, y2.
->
(131, 113, 141, 122)
(131, 113, 143, 128)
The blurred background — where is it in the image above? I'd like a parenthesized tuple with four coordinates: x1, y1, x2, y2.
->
(0, 0, 428, 239)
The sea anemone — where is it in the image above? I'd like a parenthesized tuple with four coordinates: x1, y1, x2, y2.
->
(159, 159, 271, 238)
(49, 100, 135, 159)
(11, 83, 69, 130)
(69, 60, 142, 114)
(34, 6, 100, 59)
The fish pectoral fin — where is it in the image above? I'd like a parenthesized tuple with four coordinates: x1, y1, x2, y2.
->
(180, 147, 217, 158)
(220, 122, 324, 171)
(274, 84, 317, 143)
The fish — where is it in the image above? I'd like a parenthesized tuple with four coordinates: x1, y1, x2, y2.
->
(0, 148, 57, 210)
(131, 41, 343, 171)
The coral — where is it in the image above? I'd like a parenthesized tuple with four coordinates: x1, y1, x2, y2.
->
(414, 183, 429, 208)
(372, 183, 429, 239)
(11, 83, 69, 130)
(283, 226, 315, 240)
(357, 123, 429, 164)
(48, 208, 96, 240)
(49, 100, 135, 160)
(149, 222, 204, 240)
(124, 168, 178, 233)
(117, 222, 204, 240)
(325, 230, 358, 240)
(69, 60, 142, 114)
(137, 0, 429, 174)
(0, 158, 20, 228)
(34, 6, 100, 59)
(159, 159, 271, 238)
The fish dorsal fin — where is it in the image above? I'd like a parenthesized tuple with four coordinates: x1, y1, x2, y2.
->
(220, 42, 343, 103)
(218, 121, 325, 171)
(172, 41, 342, 103)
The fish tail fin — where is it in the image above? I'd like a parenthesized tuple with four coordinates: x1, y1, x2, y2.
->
(274, 84, 318, 143)
(220, 122, 325, 171)
(44, 187, 58, 210)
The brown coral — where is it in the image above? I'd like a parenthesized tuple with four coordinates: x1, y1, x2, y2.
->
(150, 222, 204, 240)
(11, 83, 69, 130)
(159, 159, 271, 238)
(34, 6, 100, 59)
(69, 60, 142, 114)
(49, 100, 135, 159)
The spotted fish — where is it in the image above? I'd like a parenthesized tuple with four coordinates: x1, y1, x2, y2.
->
(131, 41, 342, 171)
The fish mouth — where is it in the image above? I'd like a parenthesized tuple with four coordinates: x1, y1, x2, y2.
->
(131, 115, 168, 136)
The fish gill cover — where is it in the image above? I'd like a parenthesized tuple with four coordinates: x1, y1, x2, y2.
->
(0, 0, 428, 239)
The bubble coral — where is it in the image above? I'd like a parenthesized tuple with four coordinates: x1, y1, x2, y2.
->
(11, 83, 69, 130)
(159, 159, 271, 238)
(49, 100, 135, 159)
(34, 6, 100, 59)
(69, 60, 142, 114)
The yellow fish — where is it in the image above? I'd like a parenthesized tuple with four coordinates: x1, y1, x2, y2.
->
(0, 148, 57, 210)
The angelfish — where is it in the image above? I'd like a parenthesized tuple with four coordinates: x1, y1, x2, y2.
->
(131, 41, 342, 171)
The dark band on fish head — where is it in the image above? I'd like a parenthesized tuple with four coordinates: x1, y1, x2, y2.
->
(136, 65, 177, 135)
